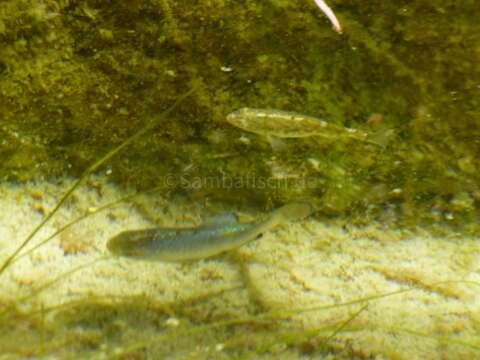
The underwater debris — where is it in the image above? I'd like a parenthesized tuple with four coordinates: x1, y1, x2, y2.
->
(226, 107, 375, 145)
(313, 0, 342, 33)
(107, 202, 313, 262)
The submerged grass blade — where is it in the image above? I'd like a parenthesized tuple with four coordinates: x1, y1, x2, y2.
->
(252, 305, 367, 354)
(320, 304, 368, 348)
(253, 280, 480, 320)
(0, 86, 196, 277)
(0, 256, 110, 319)
(11, 185, 165, 266)
(107, 280, 479, 357)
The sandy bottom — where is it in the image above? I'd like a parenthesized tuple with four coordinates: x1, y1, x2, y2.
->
(1, 176, 479, 359)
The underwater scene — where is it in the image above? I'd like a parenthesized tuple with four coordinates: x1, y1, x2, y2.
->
(1, 0, 479, 358)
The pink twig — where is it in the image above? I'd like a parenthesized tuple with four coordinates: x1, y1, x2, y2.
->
(313, 0, 342, 33)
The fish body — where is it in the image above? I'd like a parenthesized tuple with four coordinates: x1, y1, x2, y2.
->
(226, 108, 372, 143)
(107, 202, 313, 262)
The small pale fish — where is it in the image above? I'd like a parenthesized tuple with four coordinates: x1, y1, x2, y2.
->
(227, 108, 377, 145)
(107, 202, 313, 262)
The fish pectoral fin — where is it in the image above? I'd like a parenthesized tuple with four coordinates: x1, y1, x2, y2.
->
(266, 136, 289, 151)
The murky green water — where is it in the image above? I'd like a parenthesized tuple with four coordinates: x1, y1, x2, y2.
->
(1, 1, 479, 358)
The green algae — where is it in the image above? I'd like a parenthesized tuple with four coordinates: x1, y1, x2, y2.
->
(0, 0, 479, 231)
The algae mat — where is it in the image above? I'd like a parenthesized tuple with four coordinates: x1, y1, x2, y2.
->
(0, 177, 479, 359)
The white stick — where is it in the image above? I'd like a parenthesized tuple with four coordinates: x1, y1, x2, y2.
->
(313, 0, 342, 33)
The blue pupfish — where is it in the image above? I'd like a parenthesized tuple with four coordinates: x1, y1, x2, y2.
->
(107, 202, 313, 262)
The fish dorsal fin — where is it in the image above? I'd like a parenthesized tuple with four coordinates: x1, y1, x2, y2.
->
(201, 213, 239, 227)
